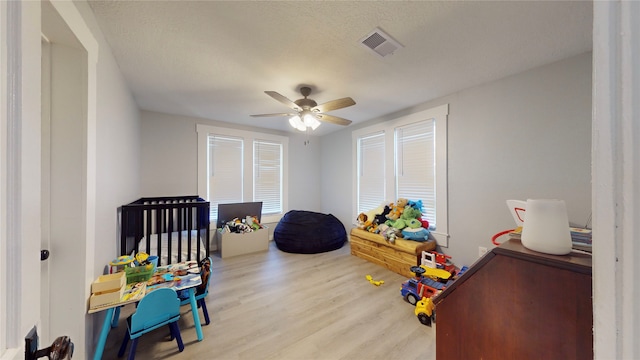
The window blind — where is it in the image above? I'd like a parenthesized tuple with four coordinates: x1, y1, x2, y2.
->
(254, 140, 282, 216)
(208, 135, 243, 221)
(357, 131, 386, 214)
(395, 119, 435, 227)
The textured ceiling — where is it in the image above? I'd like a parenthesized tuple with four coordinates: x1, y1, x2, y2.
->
(88, 0, 592, 136)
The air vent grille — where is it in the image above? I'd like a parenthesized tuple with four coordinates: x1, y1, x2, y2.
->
(359, 27, 403, 58)
(362, 32, 386, 50)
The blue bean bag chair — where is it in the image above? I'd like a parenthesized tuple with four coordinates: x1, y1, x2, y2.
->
(274, 210, 347, 254)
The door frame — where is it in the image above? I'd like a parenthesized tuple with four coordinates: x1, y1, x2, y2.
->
(1, 1, 97, 359)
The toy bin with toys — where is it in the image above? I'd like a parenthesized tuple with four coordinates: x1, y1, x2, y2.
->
(216, 201, 269, 258)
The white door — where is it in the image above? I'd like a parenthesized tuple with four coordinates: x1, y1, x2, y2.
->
(39, 1, 93, 354)
(40, 35, 52, 344)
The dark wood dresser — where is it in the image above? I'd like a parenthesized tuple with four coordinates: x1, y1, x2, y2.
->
(433, 238, 592, 359)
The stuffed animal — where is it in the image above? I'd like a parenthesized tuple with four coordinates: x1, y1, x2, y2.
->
(404, 199, 430, 228)
(386, 198, 408, 221)
(405, 218, 422, 229)
(224, 219, 253, 233)
(378, 224, 398, 244)
(365, 204, 386, 224)
(246, 215, 263, 230)
(357, 213, 379, 233)
(374, 205, 392, 225)
(401, 206, 422, 227)
(366, 221, 379, 233)
(385, 228, 398, 243)
(420, 216, 430, 229)
(356, 213, 369, 230)
(407, 199, 423, 211)
(385, 218, 406, 230)
(402, 227, 431, 241)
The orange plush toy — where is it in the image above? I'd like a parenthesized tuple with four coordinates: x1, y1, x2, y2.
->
(356, 213, 372, 230)
(386, 198, 408, 221)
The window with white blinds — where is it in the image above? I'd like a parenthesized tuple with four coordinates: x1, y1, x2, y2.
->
(352, 104, 449, 246)
(357, 131, 386, 215)
(395, 119, 436, 227)
(254, 140, 282, 216)
(208, 135, 244, 221)
(197, 125, 289, 226)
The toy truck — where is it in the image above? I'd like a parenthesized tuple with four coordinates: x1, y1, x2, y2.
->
(415, 297, 435, 326)
(400, 266, 447, 305)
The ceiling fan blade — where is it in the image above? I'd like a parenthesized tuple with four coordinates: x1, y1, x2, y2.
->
(312, 97, 356, 113)
(264, 91, 302, 111)
(316, 113, 352, 126)
(250, 113, 296, 117)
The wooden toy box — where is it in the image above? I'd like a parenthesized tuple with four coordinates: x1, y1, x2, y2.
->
(216, 226, 269, 258)
(349, 228, 436, 278)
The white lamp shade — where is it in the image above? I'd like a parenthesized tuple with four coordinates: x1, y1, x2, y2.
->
(520, 199, 572, 255)
(303, 114, 321, 130)
(288, 115, 306, 131)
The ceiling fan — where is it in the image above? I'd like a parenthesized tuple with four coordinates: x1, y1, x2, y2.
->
(251, 86, 356, 131)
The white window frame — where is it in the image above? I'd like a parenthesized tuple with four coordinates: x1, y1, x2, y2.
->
(1, 0, 7, 355)
(352, 104, 449, 246)
(197, 124, 288, 226)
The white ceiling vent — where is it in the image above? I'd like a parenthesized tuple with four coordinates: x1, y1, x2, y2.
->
(359, 27, 404, 58)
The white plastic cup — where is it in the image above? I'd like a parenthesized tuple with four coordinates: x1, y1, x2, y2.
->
(520, 199, 572, 255)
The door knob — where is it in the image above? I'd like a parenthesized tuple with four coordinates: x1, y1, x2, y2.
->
(25, 327, 74, 360)
(41, 250, 50, 261)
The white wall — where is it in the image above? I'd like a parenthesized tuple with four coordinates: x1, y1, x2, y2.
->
(64, 1, 141, 356)
(74, 1, 140, 262)
(321, 52, 592, 267)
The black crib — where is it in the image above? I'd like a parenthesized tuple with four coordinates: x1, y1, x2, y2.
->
(120, 196, 210, 265)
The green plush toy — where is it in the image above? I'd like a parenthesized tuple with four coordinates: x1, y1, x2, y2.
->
(405, 218, 422, 229)
(401, 206, 423, 228)
(385, 218, 406, 230)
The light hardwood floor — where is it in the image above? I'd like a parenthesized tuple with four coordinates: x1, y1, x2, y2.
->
(100, 241, 437, 359)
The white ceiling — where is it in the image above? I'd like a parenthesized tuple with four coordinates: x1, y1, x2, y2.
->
(88, 1, 593, 136)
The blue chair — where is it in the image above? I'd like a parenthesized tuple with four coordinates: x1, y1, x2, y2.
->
(179, 256, 212, 325)
(118, 288, 184, 359)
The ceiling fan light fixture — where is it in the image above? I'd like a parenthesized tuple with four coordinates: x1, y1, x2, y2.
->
(289, 115, 306, 131)
(252, 86, 355, 130)
(309, 118, 321, 130)
(302, 112, 321, 130)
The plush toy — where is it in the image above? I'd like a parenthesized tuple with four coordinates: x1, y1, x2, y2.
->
(365, 203, 386, 224)
(400, 206, 422, 221)
(407, 199, 423, 211)
(378, 224, 398, 244)
(374, 205, 392, 225)
(402, 227, 431, 241)
(385, 218, 406, 230)
(385, 228, 398, 243)
(386, 198, 408, 221)
(224, 219, 253, 233)
(420, 216, 430, 229)
(357, 213, 379, 233)
(365, 221, 379, 233)
(405, 218, 422, 229)
(245, 215, 263, 230)
(356, 213, 369, 230)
